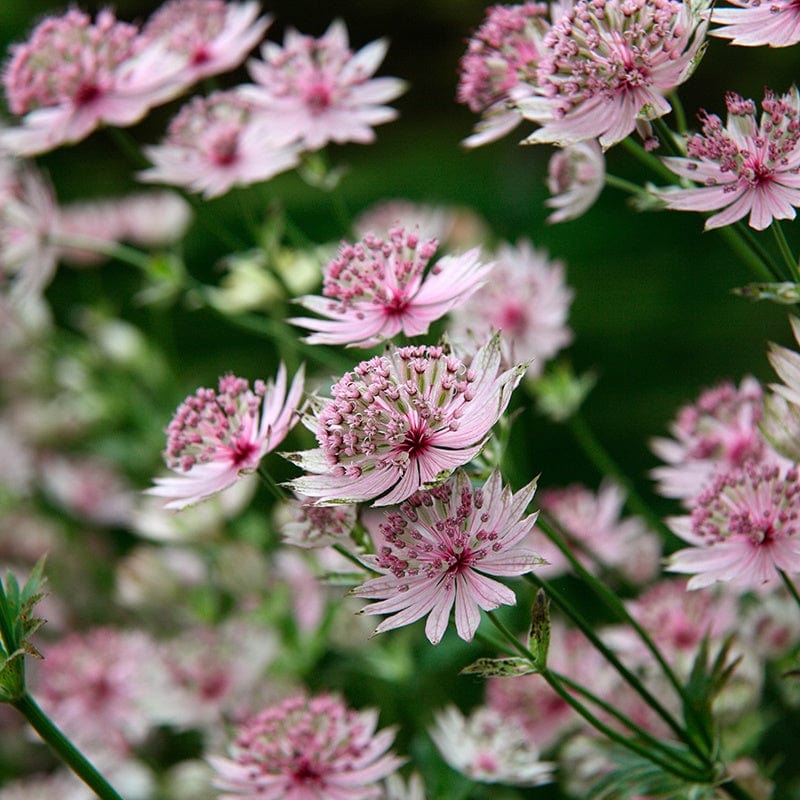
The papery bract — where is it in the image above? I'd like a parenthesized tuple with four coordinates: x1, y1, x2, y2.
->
(711, 0, 800, 47)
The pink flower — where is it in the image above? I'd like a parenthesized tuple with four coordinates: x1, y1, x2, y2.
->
(208, 693, 403, 800)
(659, 88, 800, 230)
(545, 140, 605, 223)
(139, 90, 301, 199)
(456, 2, 555, 148)
(0, 9, 182, 156)
(243, 20, 407, 151)
(148, 364, 305, 509)
(711, 0, 800, 47)
(289, 227, 493, 347)
(353, 470, 542, 644)
(287, 336, 525, 506)
(275, 494, 357, 548)
(650, 377, 771, 505)
(520, 0, 708, 149)
(141, 0, 270, 89)
(667, 461, 800, 591)
(762, 316, 800, 461)
(447, 239, 572, 375)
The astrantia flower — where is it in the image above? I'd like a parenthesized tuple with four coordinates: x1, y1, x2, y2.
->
(148, 363, 305, 509)
(353, 470, 542, 644)
(0, 9, 181, 156)
(650, 377, 770, 505)
(456, 2, 555, 148)
(243, 19, 407, 151)
(763, 316, 800, 461)
(667, 461, 800, 590)
(208, 693, 403, 800)
(290, 227, 493, 347)
(287, 336, 525, 506)
(711, 0, 800, 47)
(139, 90, 301, 199)
(520, 0, 708, 149)
(276, 494, 358, 548)
(659, 88, 800, 230)
(141, 0, 270, 90)
(545, 140, 605, 223)
(447, 240, 572, 375)
(430, 706, 555, 786)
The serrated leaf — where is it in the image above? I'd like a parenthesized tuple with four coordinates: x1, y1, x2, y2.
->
(460, 656, 537, 678)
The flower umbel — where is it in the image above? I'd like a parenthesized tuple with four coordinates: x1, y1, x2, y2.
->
(208, 693, 402, 800)
(659, 87, 800, 230)
(544, 140, 605, 223)
(290, 227, 492, 347)
(353, 470, 542, 644)
(148, 364, 304, 509)
(287, 335, 525, 506)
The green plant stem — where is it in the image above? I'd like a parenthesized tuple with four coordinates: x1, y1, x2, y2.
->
(50, 234, 153, 271)
(773, 221, 800, 282)
(733, 222, 782, 280)
(779, 570, 800, 611)
(13, 693, 126, 800)
(620, 135, 678, 182)
(605, 173, 650, 196)
(333, 543, 372, 573)
(668, 91, 688, 136)
(256, 463, 287, 502)
(105, 126, 148, 169)
(651, 116, 680, 157)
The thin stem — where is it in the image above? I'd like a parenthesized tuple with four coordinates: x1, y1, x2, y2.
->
(50, 234, 153, 271)
(256, 463, 287, 502)
(780, 570, 800, 611)
(733, 222, 783, 280)
(773, 221, 800, 282)
(605, 173, 650, 196)
(620, 135, 679, 183)
(716, 225, 777, 282)
(651, 116, 680, 157)
(668, 91, 688, 136)
(333, 543, 372, 574)
(105, 126, 148, 169)
(13, 693, 126, 800)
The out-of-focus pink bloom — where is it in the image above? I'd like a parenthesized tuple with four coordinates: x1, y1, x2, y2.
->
(0, 157, 59, 302)
(141, 0, 270, 89)
(535, 481, 661, 584)
(430, 705, 555, 786)
(0, 10, 181, 156)
(243, 20, 406, 151)
(353, 470, 542, 644)
(667, 461, 800, 591)
(275, 494, 357, 548)
(741, 589, 800, 658)
(545, 140, 605, 223)
(456, 2, 555, 148)
(520, 0, 708, 149)
(0, 772, 92, 800)
(384, 773, 426, 800)
(288, 336, 525, 506)
(650, 377, 770, 506)
(140, 90, 301, 199)
(659, 88, 800, 230)
(711, 0, 800, 47)
(290, 227, 492, 347)
(209, 693, 403, 800)
(447, 240, 572, 375)
(763, 316, 800, 461)
(148, 364, 305, 509)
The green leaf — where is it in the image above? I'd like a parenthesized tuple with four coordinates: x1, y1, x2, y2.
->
(527, 589, 550, 670)
(460, 656, 537, 678)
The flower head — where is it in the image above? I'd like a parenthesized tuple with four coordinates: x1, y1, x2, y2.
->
(243, 20, 406, 151)
(762, 316, 800, 461)
(287, 335, 525, 506)
(148, 363, 304, 509)
(139, 90, 301, 198)
(545, 139, 605, 223)
(659, 87, 800, 230)
(209, 693, 402, 800)
(290, 227, 493, 347)
(353, 470, 542, 644)
(667, 461, 800, 590)
(447, 240, 572, 375)
(521, 0, 708, 149)
(276, 494, 358, 548)
(711, 0, 800, 47)
(456, 2, 555, 148)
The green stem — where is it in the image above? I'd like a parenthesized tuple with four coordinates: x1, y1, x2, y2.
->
(13, 693, 126, 800)
(605, 173, 650, 196)
(105, 126, 148, 169)
(620, 135, 678, 183)
(256, 463, 287, 502)
(651, 116, 680, 157)
(716, 225, 777, 282)
(333, 543, 372, 574)
(668, 91, 688, 136)
(773, 221, 800, 282)
(50, 234, 153, 271)
(780, 570, 800, 612)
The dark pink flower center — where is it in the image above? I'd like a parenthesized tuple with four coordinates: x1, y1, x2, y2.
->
(230, 436, 259, 467)
(398, 423, 432, 458)
(74, 81, 101, 106)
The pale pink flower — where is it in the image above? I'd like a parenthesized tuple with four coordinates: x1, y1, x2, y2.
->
(243, 19, 407, 151)
(659, 88, 800, 230)
(520, 0, 708, 149)
(741, 589, 800, 658)
(0, 9, 182, 156)
(275, 494, 357, 548)
(353, 470, 542, 644)
(148, 364, 305, 509)
(209, 693, 403, 800)
(763, 316, 800, 461)
(429, 705, 555, 786)
(711, 0, 800, 47)
(287, 336, 525, 506)
(139, 90, 301, 199)
(535, 480, 661, 584)
(0, 771, 92, 800)
(141, 0, 270, 89)
(456, 2, 556, 148)
(650, 377, 771, 505)
(545, 140, 605, 223)
(447, 240, 572, 375)
(667, 461, 800, 590)
(290, 227, 493, 347)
